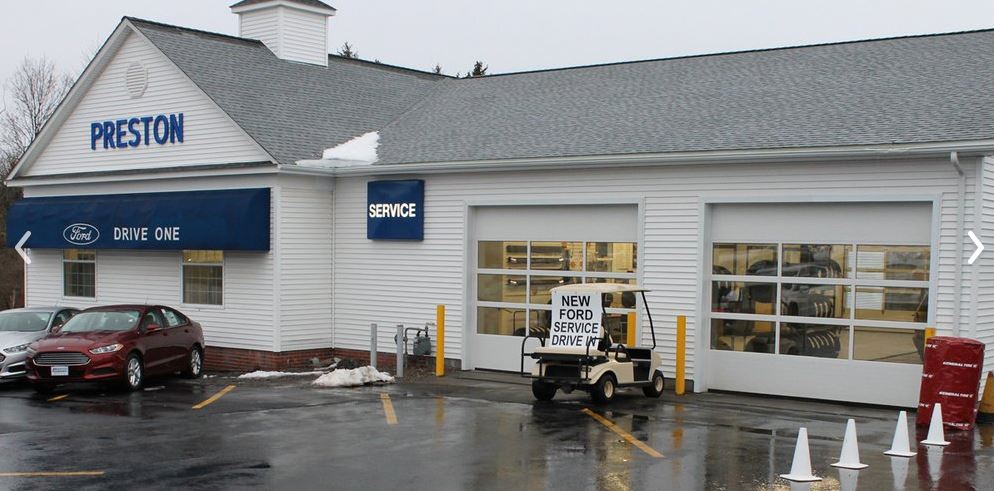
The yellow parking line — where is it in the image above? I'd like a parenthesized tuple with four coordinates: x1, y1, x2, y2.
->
(47, 394, 69, 402)
(192, 385, 236, 409)
(582, 408, 664, 459)
(380, 393, 398, 425)
(0, 471, 104, 477)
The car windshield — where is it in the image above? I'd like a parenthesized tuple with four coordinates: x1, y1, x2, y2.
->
(60, 311, 140, 333)
(0, 311, 52, 332)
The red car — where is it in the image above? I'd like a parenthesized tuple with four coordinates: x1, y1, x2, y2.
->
(26, 305, 205, 392)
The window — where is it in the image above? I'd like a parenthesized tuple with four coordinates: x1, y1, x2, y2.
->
(476, 241, 638, 340)
(161, 308, 188, 328)
(63, 249, 96, 298)
(710, 243, 930, 364)
(182, 251, 223, 305)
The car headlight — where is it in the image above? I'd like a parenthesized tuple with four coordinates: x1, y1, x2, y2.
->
(89, 343, 124, 355)
(2, 343, 31, 354)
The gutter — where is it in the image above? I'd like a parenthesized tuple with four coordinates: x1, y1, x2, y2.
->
(291, 139, 994, 177)
(951, 151, 966, 338)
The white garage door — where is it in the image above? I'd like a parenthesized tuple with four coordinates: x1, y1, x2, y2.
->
(470, 205, 638, 371)
(707, 202, 934, 407)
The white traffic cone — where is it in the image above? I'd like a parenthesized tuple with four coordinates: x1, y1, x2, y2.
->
(884, 411, 917, 457)
(921, 403, 950, 446)
(780, 427, 822, 482)
(831, 419, 868, 469)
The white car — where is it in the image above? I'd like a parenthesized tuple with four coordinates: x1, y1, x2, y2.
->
(0, 307, 79, 382)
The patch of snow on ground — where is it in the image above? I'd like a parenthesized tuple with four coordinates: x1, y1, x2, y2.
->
(238, 370, 322, 379)
(312, 366, 394, 388)
(321, 131, 379, 162)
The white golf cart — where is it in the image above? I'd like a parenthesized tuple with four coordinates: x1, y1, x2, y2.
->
(520, 283, 664, 403)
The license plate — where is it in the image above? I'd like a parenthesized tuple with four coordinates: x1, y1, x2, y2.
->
(51, 366, 69, 377)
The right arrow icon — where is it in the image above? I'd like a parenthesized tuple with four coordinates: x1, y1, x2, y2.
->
(968, 230, 984, 265)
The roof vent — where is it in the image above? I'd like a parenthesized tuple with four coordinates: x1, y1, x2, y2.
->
(230, 0, 336, 67)
(125, 62, 148, 98)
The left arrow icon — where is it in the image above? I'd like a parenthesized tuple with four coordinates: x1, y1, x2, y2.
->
(15, 231, 31, 265)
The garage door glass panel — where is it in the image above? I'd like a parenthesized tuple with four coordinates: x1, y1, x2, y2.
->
(477, 274, 526, 303)
(853, 327, 923, 364)
(530, 242, 583, 271)
(782, 244, 851, 278)
(780, 284, 849, 319)
(854, 287, 927, 322)
(586, 242, 637, 273)
(712, 243, 777, 276)
(711, 319, 774, 353)
(479, 241, 527, 269)
(529, 276, 580, 305)
(856, 245, 930, 281)
(477, 307, 527, 336)
(712, 282, 777, 314)
(779, 323, 848, 359)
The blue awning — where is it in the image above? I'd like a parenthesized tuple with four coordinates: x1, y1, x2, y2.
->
(5, 188, 270, 251)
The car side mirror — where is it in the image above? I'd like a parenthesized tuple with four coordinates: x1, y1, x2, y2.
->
(50, 324, 63, 333)
(145, 323, 162, 333)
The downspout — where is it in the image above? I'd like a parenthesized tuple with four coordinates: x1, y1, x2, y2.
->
(951, 151, 965, 337)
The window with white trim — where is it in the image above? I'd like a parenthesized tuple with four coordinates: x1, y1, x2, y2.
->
(709, 243, 930, 364)
(63, 249, 96, 298)
(182, 250, 223, 305)
(476, 241, 638, 340)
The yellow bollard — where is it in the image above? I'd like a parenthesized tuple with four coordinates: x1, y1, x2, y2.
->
(435, 305, 445, 377)
(924, 327, 936, 343)
(626, 312, 637, 346)
(676, 315, 686, 395)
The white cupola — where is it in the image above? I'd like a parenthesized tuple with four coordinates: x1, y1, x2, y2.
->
(230, 0, 336, 66)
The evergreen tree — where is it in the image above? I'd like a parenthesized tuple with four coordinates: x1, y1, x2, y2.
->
(470, 61, 488, 77)
(337, 41, 358, 59)
(433, 64, 443, 75)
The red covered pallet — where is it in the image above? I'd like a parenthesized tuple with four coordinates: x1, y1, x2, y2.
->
(917, 336, 985, 430)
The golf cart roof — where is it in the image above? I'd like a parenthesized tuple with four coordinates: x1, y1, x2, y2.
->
(550, 283, 649, 294)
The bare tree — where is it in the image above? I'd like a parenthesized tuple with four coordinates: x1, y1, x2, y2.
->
(1, 57, 72, 309)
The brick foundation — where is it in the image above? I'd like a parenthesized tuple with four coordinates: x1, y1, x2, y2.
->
(203, 346, 461, 373)
(204, 346, 334, 372)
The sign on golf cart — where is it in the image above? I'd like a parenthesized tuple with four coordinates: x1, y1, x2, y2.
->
(550, 291, 602, 348)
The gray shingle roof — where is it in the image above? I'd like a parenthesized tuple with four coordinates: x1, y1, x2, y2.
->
(129, 18, 440, 165)
(375, 31, 994, 165)
(230, 0, 336, 12)
(131, 17, 994, 167)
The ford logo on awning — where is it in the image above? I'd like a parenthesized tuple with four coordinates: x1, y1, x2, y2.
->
(63, 223, 100, 246)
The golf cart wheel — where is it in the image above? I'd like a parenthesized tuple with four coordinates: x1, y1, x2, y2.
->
(531, 380, 557, 401)
(591, 373, 617, 403)
(642, 371, 665, 398)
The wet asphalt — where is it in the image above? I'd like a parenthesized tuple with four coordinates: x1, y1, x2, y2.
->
(0, 371, 992, 490)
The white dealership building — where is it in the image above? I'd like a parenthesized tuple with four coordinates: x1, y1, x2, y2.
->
(6, 0, 994, 406)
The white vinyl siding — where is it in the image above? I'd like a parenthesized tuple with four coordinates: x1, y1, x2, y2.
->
(332, 157, 980, 387)
(23, 31, 270, 177)
(280, 7, 328, 66)
(22, 175, 277, 352)
(238, 6, 328, 66)
(239, 9, 281, 56)
(979, 157, 994, 387)
(276, 175, 334, 351)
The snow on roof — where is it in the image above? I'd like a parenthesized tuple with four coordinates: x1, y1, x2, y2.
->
(321, 131, 379, 162)
(550, 283, 648, 294)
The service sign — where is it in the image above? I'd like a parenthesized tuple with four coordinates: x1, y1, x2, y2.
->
(550, 291, 603, 348)
(367, 180, 424, 240)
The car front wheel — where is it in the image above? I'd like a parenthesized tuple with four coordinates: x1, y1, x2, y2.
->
(124, 354, 144, 392)
(183, 346, 204, 379)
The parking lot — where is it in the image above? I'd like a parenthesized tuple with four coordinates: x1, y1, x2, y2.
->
(1, 371, 992, 490)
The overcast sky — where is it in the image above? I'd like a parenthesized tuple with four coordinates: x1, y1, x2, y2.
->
(3, 0, 994, 88)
